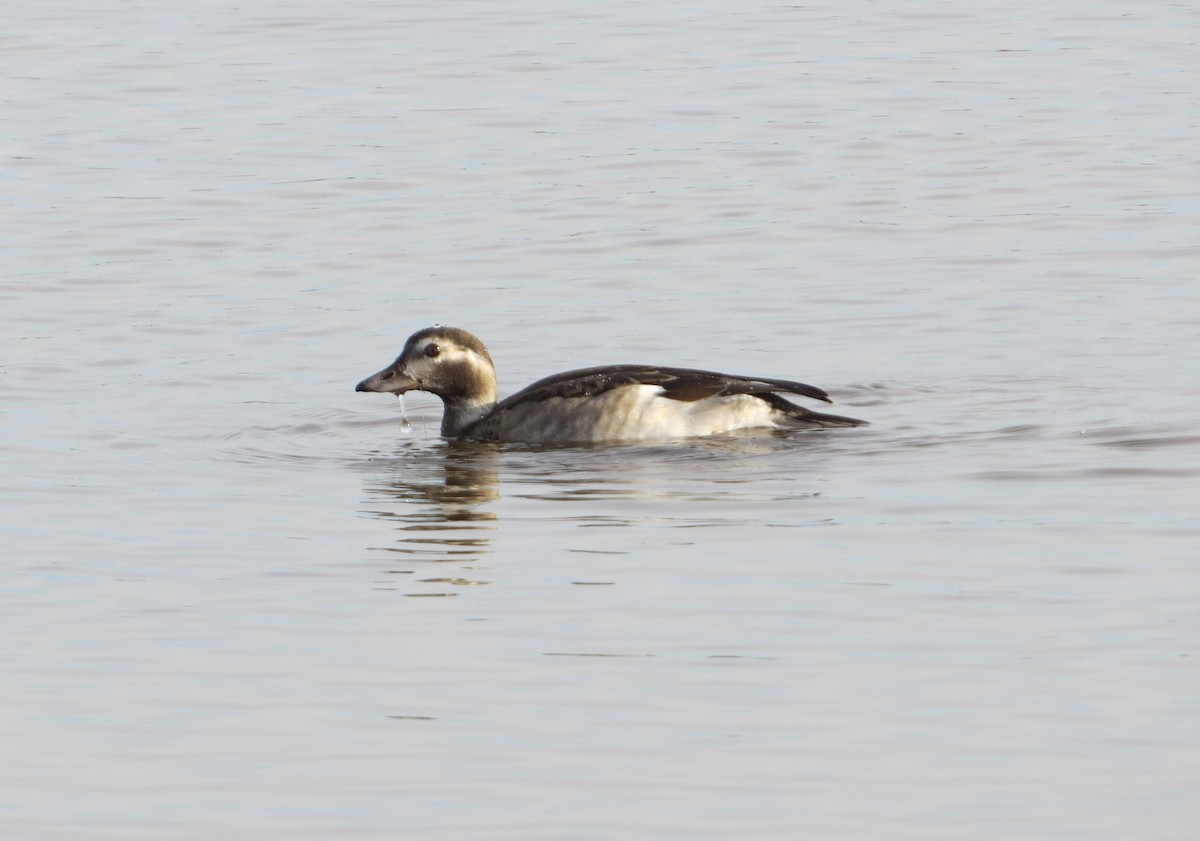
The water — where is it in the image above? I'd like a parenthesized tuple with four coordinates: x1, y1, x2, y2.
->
(3, 1, 1198, 838)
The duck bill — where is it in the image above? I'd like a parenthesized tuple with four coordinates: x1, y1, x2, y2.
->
(355, 363, 418, 395)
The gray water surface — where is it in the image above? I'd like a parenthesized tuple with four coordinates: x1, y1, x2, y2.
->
(4, 2, 1198, 839)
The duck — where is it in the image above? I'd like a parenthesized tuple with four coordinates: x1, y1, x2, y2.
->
(355, 326, 866, 444)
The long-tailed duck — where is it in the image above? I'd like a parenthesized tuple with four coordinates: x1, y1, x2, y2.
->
(355, 326, 866, 444)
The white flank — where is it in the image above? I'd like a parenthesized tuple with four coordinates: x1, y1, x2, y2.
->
(494, 385, 779, 444)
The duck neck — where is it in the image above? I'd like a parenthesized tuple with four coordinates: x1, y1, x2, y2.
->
(440, 397, 496, 438)
(431, 356, 497, 438)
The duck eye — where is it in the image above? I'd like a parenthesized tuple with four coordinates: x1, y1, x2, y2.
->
(423, 343, 441, 358)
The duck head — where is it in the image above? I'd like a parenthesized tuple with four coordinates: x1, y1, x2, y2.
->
(355, 326, 498, 436)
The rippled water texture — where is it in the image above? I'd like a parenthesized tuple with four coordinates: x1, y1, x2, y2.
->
(4, 1, 1198, 839)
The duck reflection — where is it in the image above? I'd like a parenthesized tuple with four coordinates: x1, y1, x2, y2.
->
(359, 440, 499, 567)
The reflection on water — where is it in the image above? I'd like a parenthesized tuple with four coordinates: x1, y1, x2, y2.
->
(356, 441, 500, 579)
(352, 426, 877, 599)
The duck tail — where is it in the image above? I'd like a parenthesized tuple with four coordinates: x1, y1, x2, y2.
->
(763, 394, 868, 428)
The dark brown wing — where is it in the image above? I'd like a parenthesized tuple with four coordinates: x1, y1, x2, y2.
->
(491, 364, 834, 411)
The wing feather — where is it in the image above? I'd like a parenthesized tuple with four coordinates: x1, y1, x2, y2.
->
(492, 364, 833, 410)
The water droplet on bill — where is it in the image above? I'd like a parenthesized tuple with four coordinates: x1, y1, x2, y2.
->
(398, 394, 412, 434)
